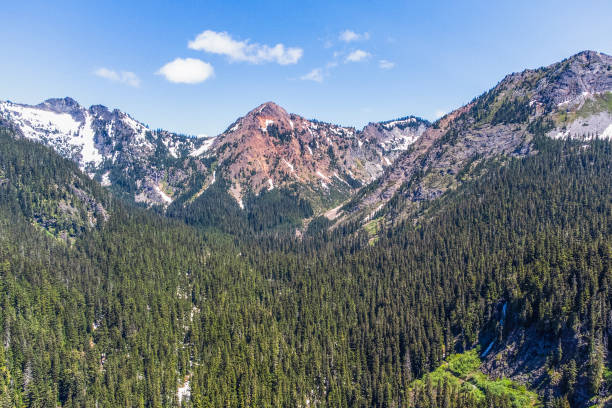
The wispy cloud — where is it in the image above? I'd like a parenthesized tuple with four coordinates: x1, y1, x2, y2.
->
(302, 48, 374, 83)
(345, 49, 371, 63)
(94, 68, 140, 87)
(300, 68, 324, 83)
(157, 58, 214, 84)
(188, 30, 303, 65)
(379, 60, 395, 69)
(339, 29, 370, 43)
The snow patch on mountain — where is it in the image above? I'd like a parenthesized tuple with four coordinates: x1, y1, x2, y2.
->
(154, 185, 173, 204)
(283, 158, 295, 172)
(101, 171, 111, 187)
(189, 137, 216, 157)
(78, 113, 104, 165)
(548, 111, 612, 141)
(334, 172, 350, 186)
(0, 101, 104, 167)
(261, 119, 275, 132)
(121, 113, 148, 142)
(379, 133, 420, 151)
(316, 170, 330, 181)
(0, 101, 81, 137)
(162, 138, 179, 158)
(381, 117, 417, 129)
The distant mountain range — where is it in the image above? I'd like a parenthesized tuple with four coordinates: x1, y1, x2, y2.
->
(0, 95, 428, 212)
(1, 50, 610, 228)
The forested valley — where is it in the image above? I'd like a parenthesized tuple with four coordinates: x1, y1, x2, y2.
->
(0, 126, 610, 407)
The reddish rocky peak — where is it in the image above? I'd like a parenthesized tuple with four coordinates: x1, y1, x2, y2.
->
(246, 101, 289, 119)
(224, 101, 299, 136)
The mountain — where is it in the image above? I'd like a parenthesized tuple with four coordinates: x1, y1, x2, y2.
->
(0, 97, 214, 205)
(0, 97, 429, 224)
(1, 51, 609, 232)
(0, 127, 111, 240)
(0, 51, 611, 407)
(334, 50, 612, 228)
(1, 122, 610, 407)
(187, 101, 429, 211)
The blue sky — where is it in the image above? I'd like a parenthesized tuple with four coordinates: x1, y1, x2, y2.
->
(1, 0, 611, 136)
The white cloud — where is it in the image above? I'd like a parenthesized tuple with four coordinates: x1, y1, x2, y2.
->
(345, 49, 371, 63)
(157, 58, 214, 84)
(300, 68, 323, 83)
(379, 60, 395, 69)
(94, 68, 140, 87)
(188, 30, 303, 65)
(339, 30, 370, 43)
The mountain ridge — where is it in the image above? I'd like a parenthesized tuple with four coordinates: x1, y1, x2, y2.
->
(0, 50, 611, 407)
(1, 50, 610, 230)
(330, 50, 612, 229)
(194, 101, 428, 209)
(0, 95, 429, 213)
(0, 96, 215, 206)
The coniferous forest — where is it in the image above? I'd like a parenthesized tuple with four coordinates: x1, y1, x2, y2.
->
(0, 125, 610, 407)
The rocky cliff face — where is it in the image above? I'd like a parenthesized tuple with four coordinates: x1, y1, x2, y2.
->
(334, 50, 612, 227)
(187, 102, 429, 210)
(0, 97, 213, 205)
(361, 116, 429, 154)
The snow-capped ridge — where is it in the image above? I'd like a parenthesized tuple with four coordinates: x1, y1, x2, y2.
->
(1, 96, 207, 206)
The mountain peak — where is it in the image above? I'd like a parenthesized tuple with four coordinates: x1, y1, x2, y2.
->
(221, 101, 294, 136)
(246, 101, 288, 119)
(570, 49, 610, 61)
(38, 97, 82, 112)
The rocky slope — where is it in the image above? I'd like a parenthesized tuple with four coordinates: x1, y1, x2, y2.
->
(0, 97, 214, 205)
(1, 98, 428, 213)
(3, 50, 609, 226)
(334, 50, 612, 227)
(187, 101, 429, 210)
